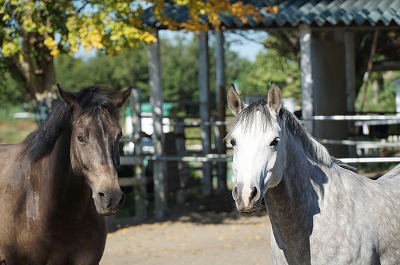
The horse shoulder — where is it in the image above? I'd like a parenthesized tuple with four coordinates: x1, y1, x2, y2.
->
(314, 168, 400, 263)
(0, 143, 27, 178)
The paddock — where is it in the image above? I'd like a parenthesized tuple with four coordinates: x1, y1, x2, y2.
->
(101, 195, 272, 265)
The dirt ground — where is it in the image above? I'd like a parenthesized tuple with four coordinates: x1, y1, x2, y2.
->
(100, 193, 272, 265)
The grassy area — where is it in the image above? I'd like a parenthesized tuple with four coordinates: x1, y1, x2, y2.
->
(0, 119, 37, 144)
(0, 108, 37, 144)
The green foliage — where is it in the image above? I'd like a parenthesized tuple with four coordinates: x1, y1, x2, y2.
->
(54, 34, 244, 117)
(55, 46, 149, 92)
(355, 73, 397, 113)
(235, 36, 301, 104)
(0, 1, 155, 58)
(161, 36, 200, 114)
(0, 67, 24, 106)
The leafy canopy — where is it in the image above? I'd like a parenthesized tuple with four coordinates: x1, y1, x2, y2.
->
(0, 0, 156, 58)
(0, 0, 273, 58)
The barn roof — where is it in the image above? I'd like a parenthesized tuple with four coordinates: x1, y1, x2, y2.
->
(142, 0, 400, 29)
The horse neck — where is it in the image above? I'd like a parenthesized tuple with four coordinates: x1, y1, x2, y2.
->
(265, 132, 328, 258)
(32, 130, 94, 218)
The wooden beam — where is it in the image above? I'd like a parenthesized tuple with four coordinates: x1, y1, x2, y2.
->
(215, 30, 227, 192)
(299, 24, 314, 134)
(344, 31, 357, 157)
(147, 28, 167, 218)
(198, 31, 212, 196)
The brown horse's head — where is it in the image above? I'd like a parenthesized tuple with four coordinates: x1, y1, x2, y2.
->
(57, 84, 130, 215)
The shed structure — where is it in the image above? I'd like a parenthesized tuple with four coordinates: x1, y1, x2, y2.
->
(140, 0, 400, 217)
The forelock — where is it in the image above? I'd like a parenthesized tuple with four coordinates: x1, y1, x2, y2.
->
(228, 99, 274, 137)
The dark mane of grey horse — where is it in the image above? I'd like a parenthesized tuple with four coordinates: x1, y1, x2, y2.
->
(23, 86, 119, 161)
(229, 99, 357, 172)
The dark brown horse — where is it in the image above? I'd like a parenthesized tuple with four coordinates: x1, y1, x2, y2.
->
(0, 85, 131, 265)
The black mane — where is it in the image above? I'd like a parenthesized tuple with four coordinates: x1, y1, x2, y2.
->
(24, 86, 119, 161)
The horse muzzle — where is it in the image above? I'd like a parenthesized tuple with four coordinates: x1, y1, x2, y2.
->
(232, 184, 261, 213)
(93, 189, 125, 216)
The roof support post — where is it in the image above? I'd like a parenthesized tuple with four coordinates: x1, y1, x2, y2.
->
(344, 31, 357, 157)
(148, 28, 167, 218)
(300, 24, 314, 135)
(199, 31, 212, 196)
(344, 31, 356, 114)
(215, 30, 227, 193)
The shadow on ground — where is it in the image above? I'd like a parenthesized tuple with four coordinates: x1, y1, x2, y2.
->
(107, 191, 267, 232)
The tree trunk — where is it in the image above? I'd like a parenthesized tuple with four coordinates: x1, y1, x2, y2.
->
(7, 33, 58, 101)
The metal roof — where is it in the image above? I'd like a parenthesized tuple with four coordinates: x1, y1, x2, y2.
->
(142, 0, 400, 29)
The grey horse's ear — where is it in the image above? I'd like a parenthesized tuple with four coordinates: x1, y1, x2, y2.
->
(227, 84, 247, 116)
(267, 82, 282, 116)
(57, 84, 78, 108)
(109, 86, 132, 108)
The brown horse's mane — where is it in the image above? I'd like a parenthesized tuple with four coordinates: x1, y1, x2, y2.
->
(23, 86, 119, 161)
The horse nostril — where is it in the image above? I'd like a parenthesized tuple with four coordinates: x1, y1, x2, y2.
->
(249, 186, 258, 202)
(98, 192, 112, 208)
(232, 186, 239, 200)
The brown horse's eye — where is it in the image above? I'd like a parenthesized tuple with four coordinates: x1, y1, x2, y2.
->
(76, 133, 85, 143)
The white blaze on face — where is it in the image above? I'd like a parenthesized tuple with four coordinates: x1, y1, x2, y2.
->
(231, 112, 280, 207)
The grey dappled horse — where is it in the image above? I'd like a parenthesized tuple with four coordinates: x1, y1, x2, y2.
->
(227, 83, 400, 264)
(0, 85, 130, 265)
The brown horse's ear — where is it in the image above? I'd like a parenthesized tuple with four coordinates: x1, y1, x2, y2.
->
(57, 84, 77, 108)
(227, 84, 247, 116)
(110, 87, 132, 108)
(267, 82, 282, 116)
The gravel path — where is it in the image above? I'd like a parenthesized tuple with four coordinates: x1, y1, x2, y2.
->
(100, 194, 272, 265)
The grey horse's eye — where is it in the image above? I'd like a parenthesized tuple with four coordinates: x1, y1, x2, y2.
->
(270, 137, 280, 147)
(230, 139, 236, 147)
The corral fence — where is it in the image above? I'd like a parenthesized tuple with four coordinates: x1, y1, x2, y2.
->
(115, 89, 400, 221)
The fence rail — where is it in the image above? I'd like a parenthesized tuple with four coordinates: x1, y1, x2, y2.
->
(121, 91, 400, 221)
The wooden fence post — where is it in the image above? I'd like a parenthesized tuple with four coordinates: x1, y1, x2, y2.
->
(130, 89, 148, 221)
(174, 118, 188, 204)
(199, 31, 212, 196)
(148, 29, 167, 218)
(215, 30, 227, 192)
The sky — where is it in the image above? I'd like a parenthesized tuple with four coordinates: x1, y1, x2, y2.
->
(159, 30, 268, 62)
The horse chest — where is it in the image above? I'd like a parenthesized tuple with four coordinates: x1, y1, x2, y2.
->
(0, 215, 106, 265)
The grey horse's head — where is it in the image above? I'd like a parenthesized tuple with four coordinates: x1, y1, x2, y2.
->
(227, 83, 283, 213)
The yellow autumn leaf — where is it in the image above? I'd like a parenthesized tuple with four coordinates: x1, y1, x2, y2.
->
(2, 13, 10, 21)
(50, 49, 60, 57)
(44, 37, 57, 49)
(1, 41, 19, 57)
(174, 0, 190, 6)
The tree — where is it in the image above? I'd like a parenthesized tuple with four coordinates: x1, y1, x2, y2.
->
(0, 60, 22, 107)
(236, 35, 301, 104)
(1, 0, 270, 102)
(0, 0, 155, 101)
(55, 46, 149, 93)
(53, 34, 244, 117)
